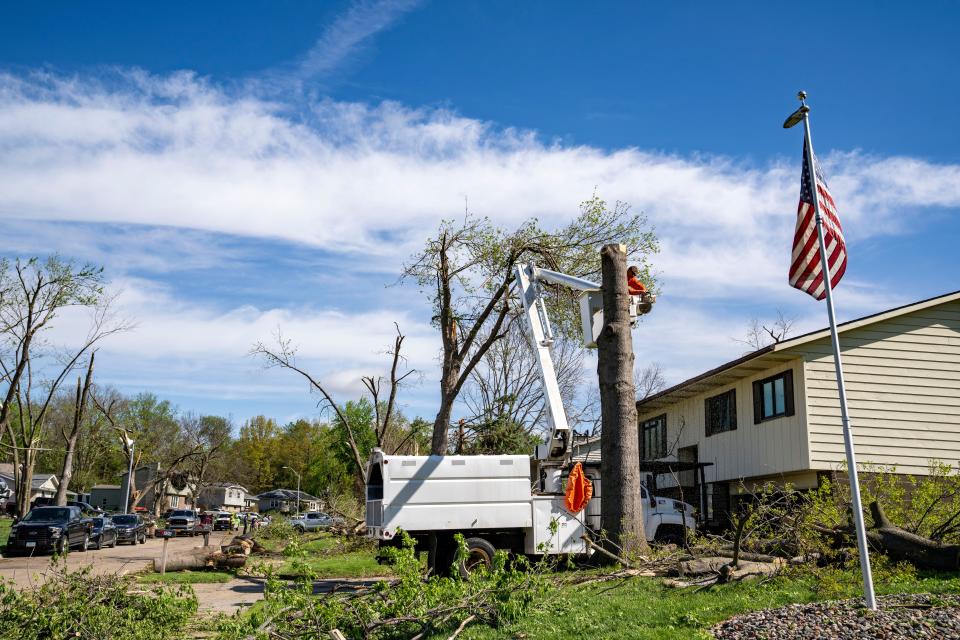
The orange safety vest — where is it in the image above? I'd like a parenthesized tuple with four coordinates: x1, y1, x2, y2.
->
(564, 462, 593, 514)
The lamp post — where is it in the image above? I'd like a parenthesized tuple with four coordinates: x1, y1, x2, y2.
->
(122, 437, 135, 514)
(282, 466, 302, 516)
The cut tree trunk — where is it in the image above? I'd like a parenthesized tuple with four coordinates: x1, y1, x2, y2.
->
(597, 243, 648, 557)
(866, 501, 960, 571)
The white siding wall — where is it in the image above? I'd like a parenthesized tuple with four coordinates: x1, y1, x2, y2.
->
(804, 300, 960, 475)
(638, 359, 809, 486)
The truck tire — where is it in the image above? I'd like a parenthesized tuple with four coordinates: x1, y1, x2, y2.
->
(457, 537, 497, 578)
(78, 534, 89, 552)
(55, 536, 68, 555)
(653, 524, 686, 546)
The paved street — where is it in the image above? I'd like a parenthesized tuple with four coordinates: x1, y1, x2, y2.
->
(0, 532, 234, 587)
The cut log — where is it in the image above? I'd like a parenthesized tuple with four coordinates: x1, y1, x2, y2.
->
(153, 548, 248, 572)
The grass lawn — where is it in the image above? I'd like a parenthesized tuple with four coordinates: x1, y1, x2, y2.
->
(0, 518, 11, 547)
(278, 550, 390, 579)
(456, 569, 960, 640)
(139, 570, 235, 585)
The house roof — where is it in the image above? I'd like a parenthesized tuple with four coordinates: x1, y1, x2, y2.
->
(256, 489, 319, 501)
(202, 482, 249, 492)
(637, 289, 960, 415)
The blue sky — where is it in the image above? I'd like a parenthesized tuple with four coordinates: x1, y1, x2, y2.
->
(1, 1, 958, 428)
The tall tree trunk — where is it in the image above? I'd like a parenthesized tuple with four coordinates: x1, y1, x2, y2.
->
(16, 454, 36, 517)
(55, 354, 95, 506)
(431, 384, 456, 455)
(597, 243, 648, 557)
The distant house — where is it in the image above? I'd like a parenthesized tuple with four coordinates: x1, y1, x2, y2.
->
(197, 483, 249, 512)
(631, 290, 960, 526)
(0, 464, 76, 506)
(89, 484, 123, 511)
(122, 463, 194, 512)
(256, 489, 321, 514)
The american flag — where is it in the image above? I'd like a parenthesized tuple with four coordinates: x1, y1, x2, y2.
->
(789, 145, 847, 300)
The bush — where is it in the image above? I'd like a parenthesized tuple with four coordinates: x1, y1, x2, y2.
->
(254, 518, 298, 541)
(0, 560, 197, 640)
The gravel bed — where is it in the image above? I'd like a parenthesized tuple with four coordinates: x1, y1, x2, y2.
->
(711, 593, 960, 639)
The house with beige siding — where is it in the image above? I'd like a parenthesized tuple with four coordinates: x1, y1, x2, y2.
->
(635, 290, 960, 525)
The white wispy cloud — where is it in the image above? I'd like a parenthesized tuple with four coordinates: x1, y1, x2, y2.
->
(2, 70, 957, 304)
(257, 0, 423, 94)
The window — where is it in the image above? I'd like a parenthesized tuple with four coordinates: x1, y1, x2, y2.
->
(705, 389, 737, 436)
(170, 496, 180, 507)
(640, 414, 667, 460)
(753, 370, 795, 422)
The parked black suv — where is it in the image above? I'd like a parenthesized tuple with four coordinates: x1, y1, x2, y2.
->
(5, 506, 93, 555)
(112, 514, 148, 545)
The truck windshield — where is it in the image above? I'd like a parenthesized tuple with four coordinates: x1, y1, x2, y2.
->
(112, 515, 137, 525)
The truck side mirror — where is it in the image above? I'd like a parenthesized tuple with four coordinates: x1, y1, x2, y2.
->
(649, 495, 656, 508)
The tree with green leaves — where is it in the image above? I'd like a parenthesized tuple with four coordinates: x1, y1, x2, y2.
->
(0, 257, 121, 517)
(403, 195, 658, 454)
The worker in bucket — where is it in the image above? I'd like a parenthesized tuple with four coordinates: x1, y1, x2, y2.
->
(627, 265, 648, 296)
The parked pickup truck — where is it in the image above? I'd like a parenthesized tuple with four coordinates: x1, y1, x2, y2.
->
(166, 509, 199, 536)
(290, 511, 341, 533)
(5, 506, 94, 555)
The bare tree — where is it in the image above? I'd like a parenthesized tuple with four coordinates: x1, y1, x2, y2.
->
(53, 352, 96, 505)
(252, 324, 417, 485)
(403, 196, 658, 454)
(462, 320, 584, 442)
(635, 362, 667, 401)
(182, 414, 232, 508)
(735, 310, 795, 352)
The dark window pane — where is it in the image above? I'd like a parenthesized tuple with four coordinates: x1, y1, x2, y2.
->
(763, 382, 773, 418)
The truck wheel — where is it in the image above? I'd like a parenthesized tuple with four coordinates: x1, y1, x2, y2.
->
(78, 534, 89, 552)
(457, 537, 496, 578)
(294, 525, 305, 534)
(653, 525, 686, 546)
(55, 536, 68, 555)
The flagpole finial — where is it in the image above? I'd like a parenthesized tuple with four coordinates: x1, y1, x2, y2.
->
(783, 92, 810, 128)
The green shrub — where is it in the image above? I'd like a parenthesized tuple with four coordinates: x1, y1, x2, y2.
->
(0, 560, 197, 640)
(254, 518, 298, 541)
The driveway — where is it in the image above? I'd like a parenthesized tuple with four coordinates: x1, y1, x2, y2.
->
(0, 532, 234, 588)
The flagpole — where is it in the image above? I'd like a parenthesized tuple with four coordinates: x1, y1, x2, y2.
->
(795, 91, 877, 610)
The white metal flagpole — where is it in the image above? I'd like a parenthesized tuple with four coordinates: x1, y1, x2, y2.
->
(791, 91, 877, 610)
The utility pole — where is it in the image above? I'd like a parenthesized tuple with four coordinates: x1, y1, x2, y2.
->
(283, 466, 302, 516)
(597, 243, 648, 556)
(122, 437, 135, 513)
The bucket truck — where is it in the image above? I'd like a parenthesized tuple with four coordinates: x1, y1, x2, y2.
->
(365, 262, 695, 574)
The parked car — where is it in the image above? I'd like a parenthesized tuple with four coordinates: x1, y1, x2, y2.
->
(166, 509, 199, 536)
(112, 513, 149, 545)
(291, 511, 341, 533)
(89, 516, 118, 549)
(214, 511, 236, 531)
(5, 506, 93, 555)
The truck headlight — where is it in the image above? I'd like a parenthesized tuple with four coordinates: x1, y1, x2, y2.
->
(672, 501, 685, 511)
(48, 527, 62, 537)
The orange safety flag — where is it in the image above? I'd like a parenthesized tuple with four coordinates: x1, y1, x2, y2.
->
(564, 462, 593, 514)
